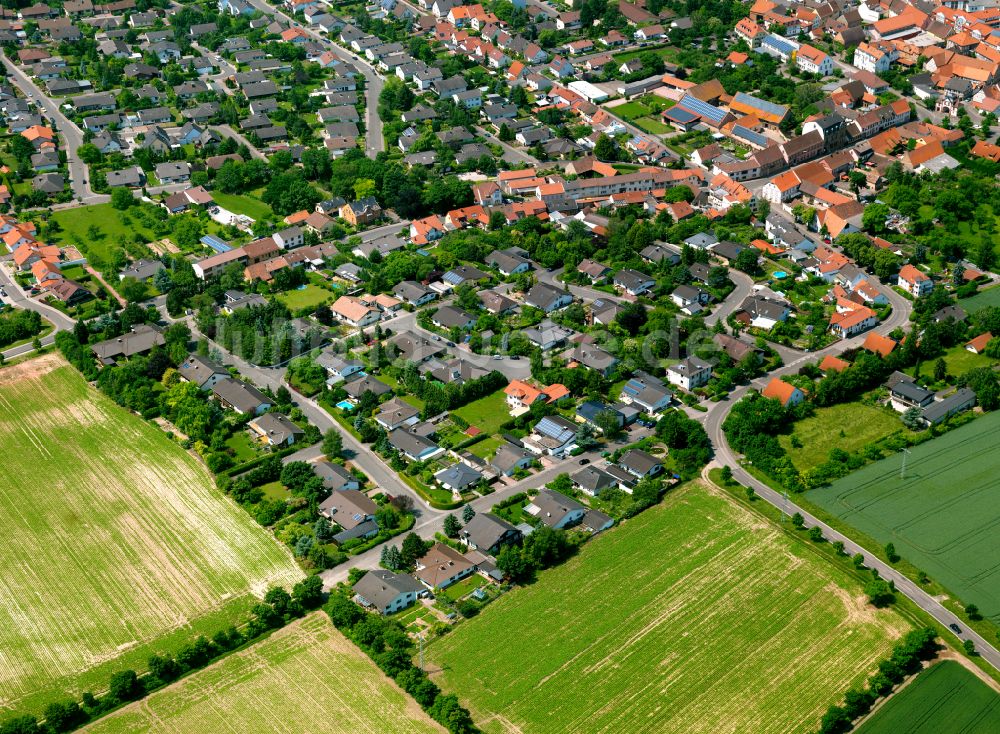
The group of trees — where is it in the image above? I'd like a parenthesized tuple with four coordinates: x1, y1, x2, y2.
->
(816, 628, 938, 733)
(0, 579, 323, 734)
(324, 593, 477, 734)
(0, 309, 44, 350)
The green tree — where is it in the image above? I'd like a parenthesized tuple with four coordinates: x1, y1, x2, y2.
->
(110, 186, 133, 210)
(443, 514, 461, 537)
(865, 579, 895, 607)
(885, 542, 900, 563)
(322, 429, 343, 459)
(594, 133, 616, 161)
(496, 545, 532, 582)
(462, 504, 475, 523)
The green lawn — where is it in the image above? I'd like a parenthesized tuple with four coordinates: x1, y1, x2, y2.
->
(437, 573, 486, 603)
(779, 402, 902, 472)
(613, 101, 651, 120)
(430, 482, 908, 734)
(48, 203, 158, 263)
(634, 115, 670, 134)
(905, 343, 996, 380)
(466, 434, 503, 460)
(452, 389, 509, 435)
(211, 191, 273, 220)
(275, 283, 335, 312)
(83, 613, 444, 734)
(810, 410, 1000, 621)
(225, 431, 258, 461)
(0, 356, 302, 717)
(612, 44, 675, 65)
(854, 661, 1000, 734)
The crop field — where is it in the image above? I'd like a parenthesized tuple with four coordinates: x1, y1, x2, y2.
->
(810, 409, 1000, 621)
(961, 285, 1000, 313)
(0, 356, 302, 716)
(429, 482, 908, 734)
(83, 613, 444, 734)
(855, 660, 1000, 734)
(778, 402, 902, 472)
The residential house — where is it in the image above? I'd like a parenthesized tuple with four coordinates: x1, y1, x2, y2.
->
(618, 449, 664, 479)
(415, 542, 476, 590)
(248, 412, 304, 446)
(319, 488, 378, 541)
(177, 354, 229, 391)
(388, 428, 443, 461)
(212, 378, 271, 415)
(434, 463, 484, 492)
(353, 569, 424, 615)
(761, 377, 806, 407)
(667, 356, 713, 390)
(460, 513, 520, 555)
(524, 489, 586, 529)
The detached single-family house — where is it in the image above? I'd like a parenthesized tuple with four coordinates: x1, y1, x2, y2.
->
(667, 356, 712, 390)
(571, 466, 618, 497)
(460, 512, 521, 554)
(353, 569, 424, 614)
(761, 378, 805, 407)
(619, 371, 673, 413)
(212, 378, 272, 415)
(177, 354, 229, 391)
(313, 461, 361, 492)
(524, 489, 586, 529)
(388, 428, 443, 462)
(613, 269, 656, 296)
(618, 449, 664, 479)
(319, 489, 379, 541)
(897, 264, 933, 297)
(435, 463, 484, 492)
(248, 413, 304, 446)
(524, 282, 573, 312)
(415, 542, 476, 590)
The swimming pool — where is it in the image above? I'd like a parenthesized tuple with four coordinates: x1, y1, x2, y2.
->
(773, 271, 787, 279)
(335, 400, 355, 411)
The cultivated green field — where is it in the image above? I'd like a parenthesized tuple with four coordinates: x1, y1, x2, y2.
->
(0, 356, 302, 716)
(961, 285, 1000, 313)
(855, 660, 1000, 734)
(810, 410, 1000, 621)
(430, 483, 908, 734)
(83, 613, 444, 734)
(779, 402, 902, 472)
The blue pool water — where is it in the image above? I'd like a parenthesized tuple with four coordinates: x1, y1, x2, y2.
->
(773, 271, 787, 279)
(336, 400, 355, 410)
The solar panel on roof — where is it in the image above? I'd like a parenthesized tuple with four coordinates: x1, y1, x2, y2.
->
(763, 34, 797, 56)
(732, 124, 769, 147)
(733, 92, 789, 120)
(663, 106, 698, 124)
(677, 94, 728, 125)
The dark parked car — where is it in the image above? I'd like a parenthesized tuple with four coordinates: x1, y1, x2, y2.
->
(578, 458, 590, 465)
(949, 623, 962, 634)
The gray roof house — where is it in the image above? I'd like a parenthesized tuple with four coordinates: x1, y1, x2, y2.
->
(177, 354, 229, 391)
(524, 415, 578, 457)
(460, 513, 521, 555)
(375, 396, 420, 431)
(388, 428, 443, 461)
(524, 489, 586, 529)
(353, 569, 424, 615)
(571, 466, 618, 496)
(313, 461, 361, 492)
(434, 462, 484, 492)
(319, 489, 379, 542)
(248, 413, 304, 446)
(618, 449, 664, 479)
(490, 441, 534, 476)
(90, 324, 164, 366)
(343, 375, 392, 399)
(212, 378, 271, 415)
(524, 282, 573, 312)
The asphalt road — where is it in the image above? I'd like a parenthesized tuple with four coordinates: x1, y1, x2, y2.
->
(696, 293, 1000, 672)
(244, 0, 386, 155)
(475, 126, 540, 166)
(1, 56, 101, 203)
